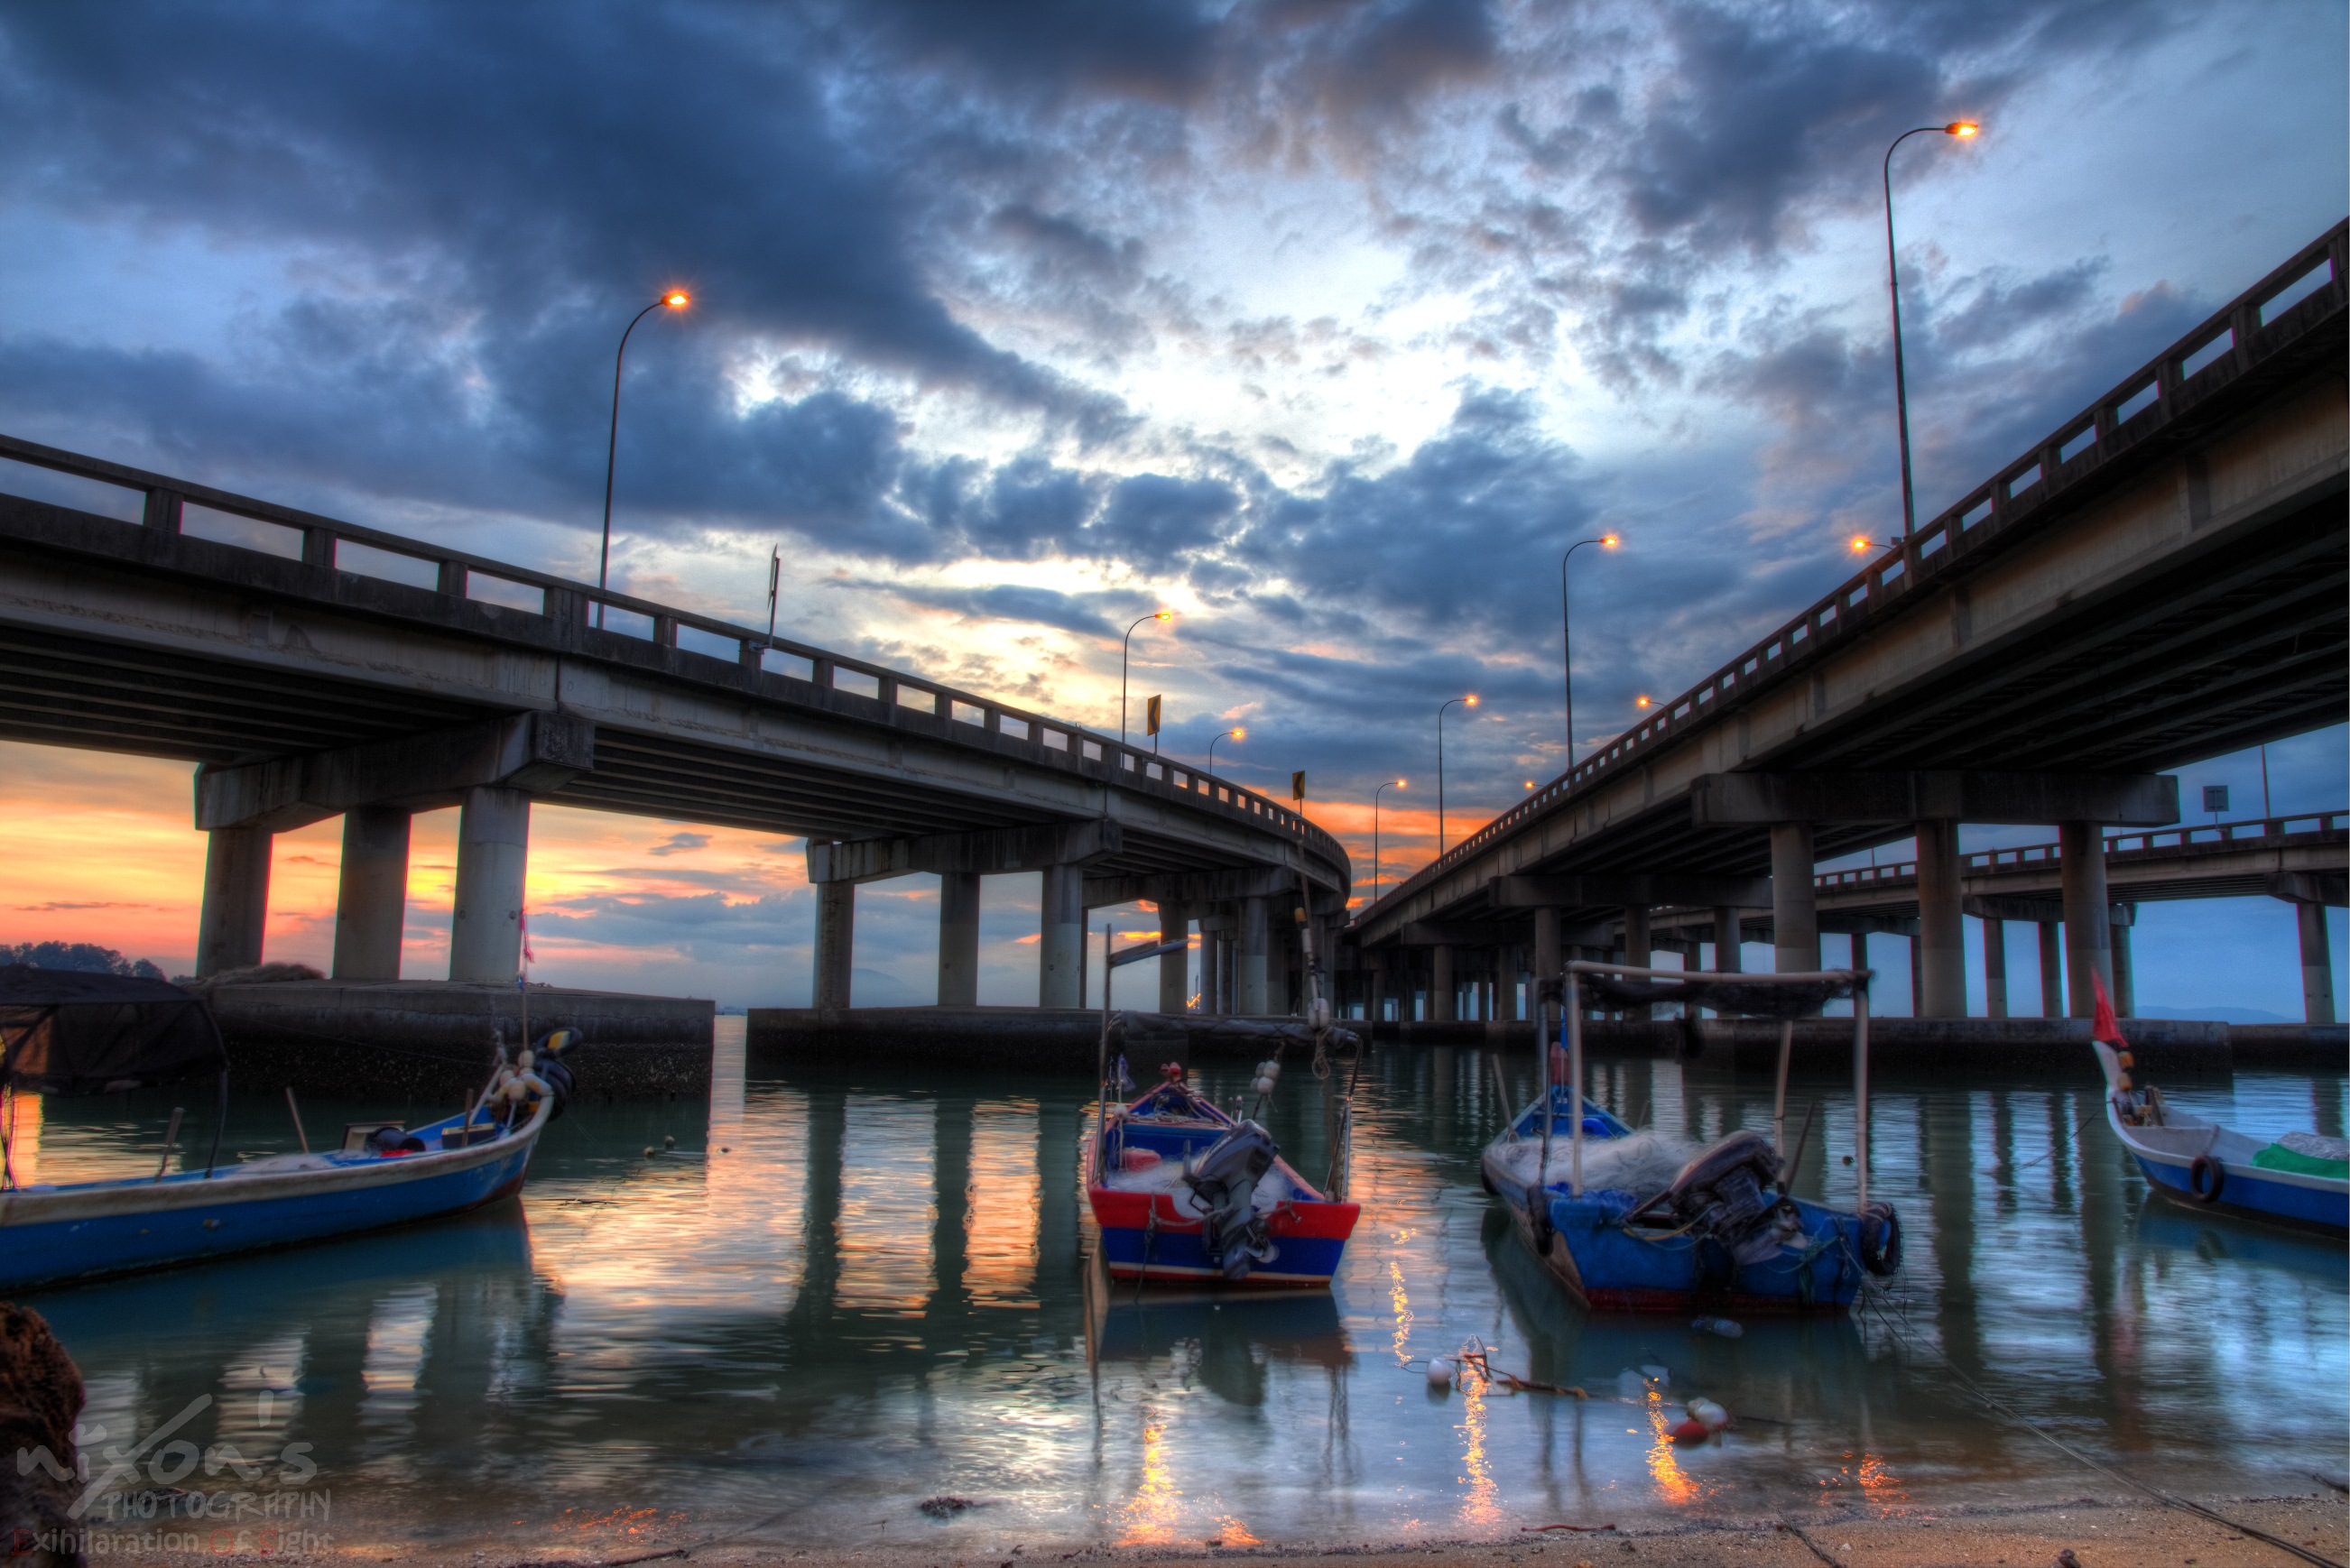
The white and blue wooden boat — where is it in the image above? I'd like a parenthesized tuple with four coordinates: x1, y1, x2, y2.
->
(1482, 962, 1899, 1314)
(2090, 982, 2346, 1238)
(0, 965, 571, 1291)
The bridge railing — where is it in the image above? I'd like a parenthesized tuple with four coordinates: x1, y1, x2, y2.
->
(0, 432, 1352, 881)
(1366, 218, 2348, 923)
(1811, 813, 2348, 891)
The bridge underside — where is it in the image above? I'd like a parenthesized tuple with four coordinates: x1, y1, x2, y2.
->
(1380, 477, 2345, 945)
(0, 608, 1280, 888)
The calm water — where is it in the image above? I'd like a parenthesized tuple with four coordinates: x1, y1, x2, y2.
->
(14, 1021, 2346, 1554)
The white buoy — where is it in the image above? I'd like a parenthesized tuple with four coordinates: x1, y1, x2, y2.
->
(1687, 1397, 1729, 1431)
(1426, 1357, 1454, 1389)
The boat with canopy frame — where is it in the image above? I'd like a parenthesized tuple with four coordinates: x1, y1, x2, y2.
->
(1482, 960, 1901, 1314)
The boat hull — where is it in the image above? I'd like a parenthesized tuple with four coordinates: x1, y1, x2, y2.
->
(0, 1107, 547, 1292)
(1484, 1146, 1870, 1314)
(1088, 1185, 1359, 1287)
(2116, 1130, 2347, 1237)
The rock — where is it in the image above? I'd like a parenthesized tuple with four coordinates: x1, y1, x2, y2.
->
(0, 1301, 86, 1568)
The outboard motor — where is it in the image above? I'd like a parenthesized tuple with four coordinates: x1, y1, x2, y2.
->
(1185, 1120, 1279, 1278)
(1651, 1130, 1799, 1267)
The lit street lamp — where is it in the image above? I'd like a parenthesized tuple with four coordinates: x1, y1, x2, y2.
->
(1559, 533, 1617, 764)
(1436, 694, 1477, 855)
(1883, 121, 1979, 537)
(597, 289, 691, 627)
(1120, 609, 1174, 744)
(1207, 726, 1244, 778)
(1371, 778, 1406, 899)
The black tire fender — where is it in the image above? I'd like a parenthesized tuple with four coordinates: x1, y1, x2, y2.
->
(1858, 1201, 1901, 1277)
(2188, 1154, 2225, 1203)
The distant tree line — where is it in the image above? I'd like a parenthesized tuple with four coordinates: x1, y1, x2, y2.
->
(4, 941, 168, 981)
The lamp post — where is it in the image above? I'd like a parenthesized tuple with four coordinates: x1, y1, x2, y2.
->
(1436, 694, 1476, 855)
(1207, 726, 1244, 778)
(597, 289, 691, 627)
(1119, 610, 1174, 744)
(1371, 778, 1406, 899)
(1559, 533, 1617, 765)
(1883, 121, 1979, 537)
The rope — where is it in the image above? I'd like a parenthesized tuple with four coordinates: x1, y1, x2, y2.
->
(1851, 1258, 2343, 1568)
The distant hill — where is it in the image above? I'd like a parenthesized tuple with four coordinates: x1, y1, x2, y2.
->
(4, 941, 169, 981)
(2134, 1002, 2299, 1025)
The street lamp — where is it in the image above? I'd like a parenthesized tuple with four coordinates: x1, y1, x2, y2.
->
(1207, 726, 1244, 778)
(1883, 121, 1979, 537)
(1371, 778, 1406, 899)
(1120, 609, 1174, 744)
(597, 289, 692, 627)
(1436, 694, 1476, 855)
(1559, 533, 1618, 765)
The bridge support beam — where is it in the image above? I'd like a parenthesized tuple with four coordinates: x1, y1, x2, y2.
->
(2038, 920, 2064, 1018)
(1158, 899, 1191, 1013)
(1431, 943, 1455, 1022)
(1040, 863, 1084, 1009)
(2059, 822, 2112, 1017)
(1769, 823, 1818, 980)
(1916, 820, 1967, 1017)
(2112, 917, 2135, 1018)
(196, 826, 273, 978)
(449, 786, 530, 983)
(937, 872, 980, 1007)
(1236, 895, 1269, 1015)
(2299, 902, 2337, 1025)
(1981, 917, 2008, 1019)
(816, 881, 855, 1010)
(332, 805, 412, 981)
(1712, 908, 1743, 973)
(1621, 909, 1651, 1019)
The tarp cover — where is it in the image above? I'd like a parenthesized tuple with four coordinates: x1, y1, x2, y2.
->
(0, 965, 228, 1094)
(1574, 970, 1867, 1020)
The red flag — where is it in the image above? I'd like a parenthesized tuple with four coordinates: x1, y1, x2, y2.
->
(520, 907, 535, 965)
(2089, 969, 2126, 1047)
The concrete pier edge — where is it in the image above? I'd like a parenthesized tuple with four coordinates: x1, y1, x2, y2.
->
(746, 1005, 2347, 1076)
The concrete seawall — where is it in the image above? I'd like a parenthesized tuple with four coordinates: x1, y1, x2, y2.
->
(747, 1005, 2345, 1077)
(208, 980, 715, 1101)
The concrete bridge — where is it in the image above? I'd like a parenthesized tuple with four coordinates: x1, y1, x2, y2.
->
(0, 438, 1351, 1015)
(1349, 222, 2347, 1027)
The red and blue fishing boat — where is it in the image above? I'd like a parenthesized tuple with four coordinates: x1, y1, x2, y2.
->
(1087, 1064, 1360, 1287)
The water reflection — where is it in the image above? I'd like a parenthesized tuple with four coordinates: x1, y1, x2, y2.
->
(15, 1027, 2345, 1551)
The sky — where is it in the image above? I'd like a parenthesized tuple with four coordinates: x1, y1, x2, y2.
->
(0, 0, 2343, 1013)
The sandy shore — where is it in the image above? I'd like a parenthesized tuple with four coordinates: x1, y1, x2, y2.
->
(71, 1490, 2345, 1568)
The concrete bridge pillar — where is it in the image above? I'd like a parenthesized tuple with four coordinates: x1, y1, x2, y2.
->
(1916, 820, 1966, 1016)
(1430, 943, 1455, 1022)
(815, 881, 855, 1010)
(1981, 917, 2008, 1019)
(1236, 895, 1269, 1015)
(937, 871, 981, 1007)
(2299, 902, 2337, 1025)
(2111, 914, 2135, 1018)
(1619, 910, 1651, 1019)
(1157, 899, 1191, 1013)
(332, 805, 412, 981)
(1852, 930, 1872, 1006)
(1039, 863, 1084, 1009)
(1501, 945, 1522, 1021)
(1769, 823, 1818, 980)
(1711, 907, 1743, 973)
(449, 786, 530, 983)
(2037, 921, 2064, 1018)
(1533, 907, 1560, 1007)
(196, 826, 273, 978)
(2059, 821, 2111, 1016)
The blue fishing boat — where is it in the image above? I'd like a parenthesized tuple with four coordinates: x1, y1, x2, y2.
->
(1482, 962, 1900, 1314)
(0, 965, 573, 1291)
(2090, 979, 2346, 1238)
